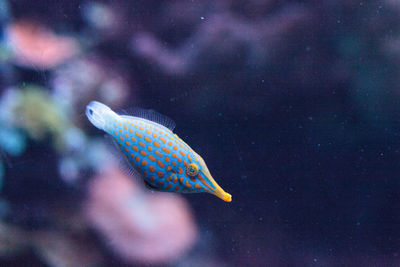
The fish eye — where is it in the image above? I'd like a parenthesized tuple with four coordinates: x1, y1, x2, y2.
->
(186, 163, 199, 176)
(89, 109, 93, 115)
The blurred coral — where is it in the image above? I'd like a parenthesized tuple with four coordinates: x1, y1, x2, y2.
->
(0, 160, 3, 191)
(6, 20, 79, 69)
(0, 89, 28, 156)
(13, 87, 67, 146)
(131, 3, 310, 76)
(0, 127, 25, 156)
(0, 86, 69, 152)
(0, 214, 104, 267)
(0, 222, 30, 257)
(33, 230, 104, 267)
(82, 2, 121, 35)
(84, 166, 198, 265)
(51, 57, 130, 125)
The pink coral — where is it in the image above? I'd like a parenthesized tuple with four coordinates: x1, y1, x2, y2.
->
(84, 166, 197, 265)
(6, 20, 79, 69)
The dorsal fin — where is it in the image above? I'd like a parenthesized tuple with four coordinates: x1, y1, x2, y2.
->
(119, 107, 176, 131)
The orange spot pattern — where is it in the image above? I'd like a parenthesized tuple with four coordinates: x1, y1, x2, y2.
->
(197, 175, 215, 191)
(157, 160, 165, 168)
(112, 120, 208, 193)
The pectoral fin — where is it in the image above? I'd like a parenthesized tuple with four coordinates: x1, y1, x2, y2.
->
(143, 180, 165, 192)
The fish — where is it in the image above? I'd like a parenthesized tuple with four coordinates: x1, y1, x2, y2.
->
(86, 101, 232, 202)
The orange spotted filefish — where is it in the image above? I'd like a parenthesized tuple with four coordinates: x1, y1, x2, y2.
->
(86, 101, 232, 202)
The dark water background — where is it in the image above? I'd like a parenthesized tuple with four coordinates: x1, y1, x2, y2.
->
(1, 1, 400, 266)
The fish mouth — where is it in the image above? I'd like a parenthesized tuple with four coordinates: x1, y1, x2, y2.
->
(199, 169, 232, 202)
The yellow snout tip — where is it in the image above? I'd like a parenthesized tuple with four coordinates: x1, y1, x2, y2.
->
(222, 192, 232, 202)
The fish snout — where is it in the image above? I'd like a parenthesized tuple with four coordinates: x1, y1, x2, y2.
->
(223, 192, 232, 202)
(199, 170, 232, 202)
(215, 190, 232, 202)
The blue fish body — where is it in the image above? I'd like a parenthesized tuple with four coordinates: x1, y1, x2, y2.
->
(86, 101, 231, 202)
